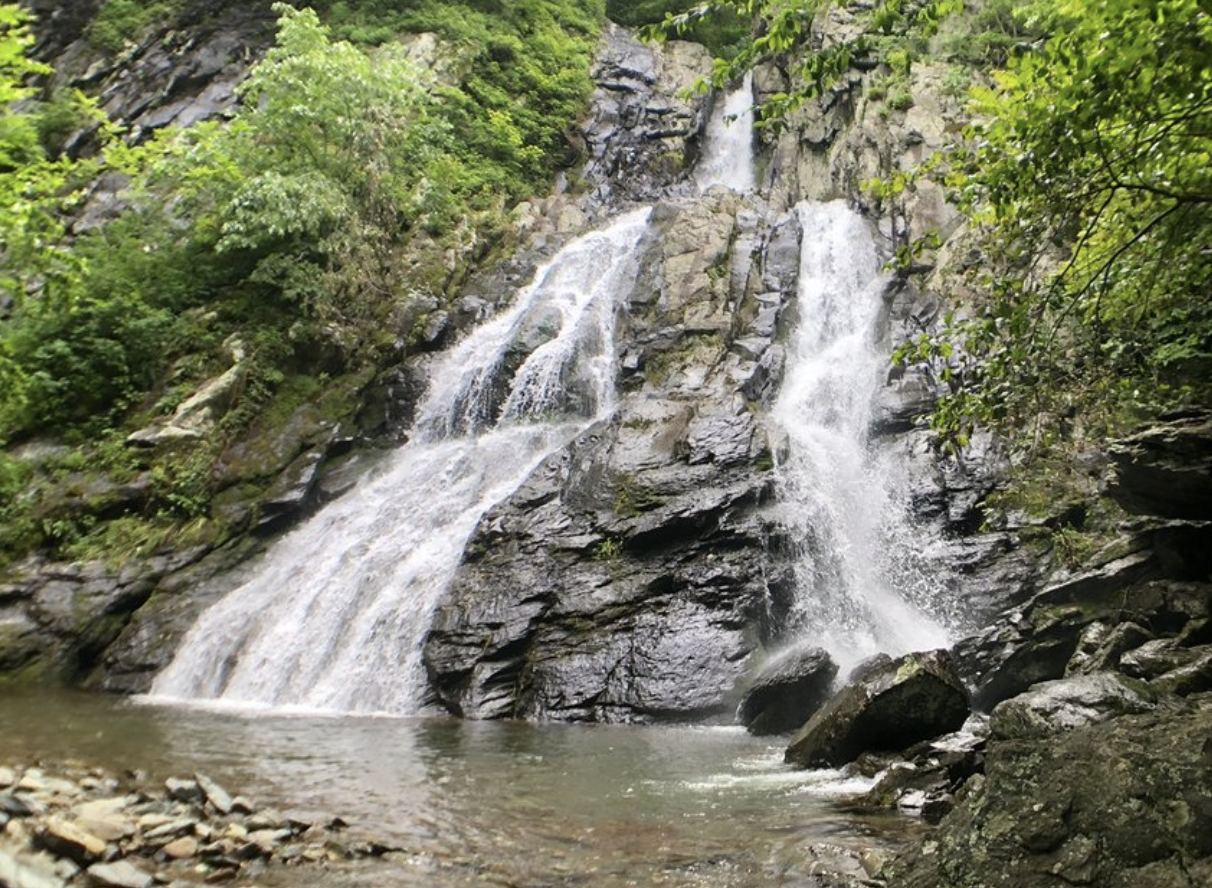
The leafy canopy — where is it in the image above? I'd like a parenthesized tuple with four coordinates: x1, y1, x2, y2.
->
(899, 0, 1212, 446)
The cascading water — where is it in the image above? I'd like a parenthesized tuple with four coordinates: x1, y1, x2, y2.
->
(149, 208, 652, 715)
(770, 201, 953, 673)
(695, 71, 756, 194)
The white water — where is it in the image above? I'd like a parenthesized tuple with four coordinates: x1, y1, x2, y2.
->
(695, 71, 756, 193)
(770, 202, 952, 673)
(149, 208, 652, 715)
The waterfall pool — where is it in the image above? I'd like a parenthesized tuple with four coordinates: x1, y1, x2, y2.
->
(0, 689, 924, 887)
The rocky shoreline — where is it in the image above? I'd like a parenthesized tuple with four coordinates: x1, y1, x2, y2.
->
(0, 764, 396, 888)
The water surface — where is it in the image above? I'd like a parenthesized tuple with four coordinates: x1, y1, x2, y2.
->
(1, 691, 923, 887)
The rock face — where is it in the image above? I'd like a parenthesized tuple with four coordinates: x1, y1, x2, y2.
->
(954, 527, 1212, 711)
(884, 695, 1212, 888)
(581, 23, 714, 205)
(1109, 410, 1212, 520)
(736, 645, 838, 735)
(423, 192, 798, 722)
(29, 0, 275, 148)
(988, 672, 1156, 741)
(784, 650, 970, 768)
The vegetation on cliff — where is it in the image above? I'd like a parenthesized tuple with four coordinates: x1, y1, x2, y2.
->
(0, 0, 605, 568)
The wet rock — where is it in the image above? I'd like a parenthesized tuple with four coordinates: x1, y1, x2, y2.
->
(581, 24, 712, 204)
(989, 673, 1156, 741)
(163, 779, 202, 805)
(736, 645, 838, 735)
(194, 774, 232, 816)
(37, 816, 108, 864)
(785, 650, 970, 768)
(85, 860, 154, 888)
(425, 196, 791, 723)
(884, 696, 1212, 888)
(1108, 410, 1212, 519)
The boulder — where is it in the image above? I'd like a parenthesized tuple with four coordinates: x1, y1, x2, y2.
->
(884, 696, 1212, 888)
(736, 645, 838, 734)
(785, 650, 970, 768)
(989, 673, 1156, 741)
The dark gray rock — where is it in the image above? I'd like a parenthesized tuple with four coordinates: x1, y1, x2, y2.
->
(989, 673, 1156, 741)
(580, 24, 712, 205)
(736, 645, 838, 735)
(1109, 411, 1212, 520)
(423, 195, 793, 723)
(953, 535, 1211, 710)
(784, 650, 970, 768)
(884, 696, 1212, 888)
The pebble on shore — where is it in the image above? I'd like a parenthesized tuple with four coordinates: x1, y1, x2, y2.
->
(0, 762, 397, 888)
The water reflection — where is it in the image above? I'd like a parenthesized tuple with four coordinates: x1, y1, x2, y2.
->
(0, 691, 922, 887)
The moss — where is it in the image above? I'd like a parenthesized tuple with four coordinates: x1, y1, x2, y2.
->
(86, 0, 188, 55)
(643, 333, 726, 387)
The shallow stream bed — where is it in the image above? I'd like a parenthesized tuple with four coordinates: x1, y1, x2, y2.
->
(1, 691, 924, 887)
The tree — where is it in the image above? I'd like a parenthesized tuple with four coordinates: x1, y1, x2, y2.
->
(903, 0, 1212, 445)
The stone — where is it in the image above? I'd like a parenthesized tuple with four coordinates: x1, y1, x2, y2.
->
(0, 792, 34, 817)
(1149, 648, 1212, 697)
(989, 673, 1156, 741)
(1065, 621, 1154, 676)
(74, 815, 135, 843)
(194, 774, 233, 816)
(1118, 637, 1203, 679)
(736, 645, 838, 735)
(164, 778, 203, 804)
(162, 837, 199, 860)
(247, 828, 291, 855)
(785, 650, 970, 768)
(0, 847, 66, 888)
(85, 860, 155, 888)
(0, 767, 15, 787)
(37, 816, 108, 864)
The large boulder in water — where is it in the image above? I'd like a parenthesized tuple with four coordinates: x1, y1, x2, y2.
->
(737, 645, 838, 735)
(785, 650, 970, 768)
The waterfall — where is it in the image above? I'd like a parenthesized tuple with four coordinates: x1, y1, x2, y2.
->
(149, 208, 652, 716)
(770, 201, 952, 673)
(695, 71, 755, 193)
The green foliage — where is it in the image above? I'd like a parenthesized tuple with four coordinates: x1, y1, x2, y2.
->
(647, 0, 963, 126)
(86, 0, 186, 54)
(307, 0, 602, 209)
(0, 1, 607, 565)
(607, 1, 749, 58)
(899, 0, 1212, 447)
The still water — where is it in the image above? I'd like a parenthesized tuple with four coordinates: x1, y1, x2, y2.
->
(0, 691, 921, 887)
